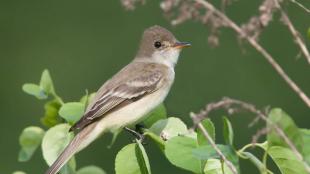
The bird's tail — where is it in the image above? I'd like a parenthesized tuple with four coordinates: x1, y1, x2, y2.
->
(45, 136, 79, 174)
(45, 122, 102, 174)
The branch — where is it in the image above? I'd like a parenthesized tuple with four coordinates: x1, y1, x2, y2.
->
(280, 8, 310, 64)
(191, 114, 238, 174)
(289, 0, 310, 13)
(272, 0, 310, 64)
(194, 0, 310, 108)
(191, 97, 310, 173)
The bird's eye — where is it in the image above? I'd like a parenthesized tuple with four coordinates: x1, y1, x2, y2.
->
(154, 41, 162, 48)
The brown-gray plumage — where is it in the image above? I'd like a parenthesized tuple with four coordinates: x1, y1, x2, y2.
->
(70, 25, 177, 131)
(70, 62, 168, 131)
(136, 25, 177, 58)
(45, 25, 190, 174)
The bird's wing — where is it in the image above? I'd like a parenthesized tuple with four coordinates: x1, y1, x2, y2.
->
(70, 64, 164, 131)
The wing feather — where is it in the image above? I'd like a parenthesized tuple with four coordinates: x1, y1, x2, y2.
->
(70, 67, 164, 131)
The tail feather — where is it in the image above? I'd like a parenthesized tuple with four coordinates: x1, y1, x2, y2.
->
(45, 122, 100, 174)
(45, 134, 80, 174)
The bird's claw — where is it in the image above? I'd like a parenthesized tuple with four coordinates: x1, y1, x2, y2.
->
(124, 127, 146, 144)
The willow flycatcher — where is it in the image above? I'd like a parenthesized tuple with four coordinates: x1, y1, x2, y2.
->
(45, 25, 190, 174)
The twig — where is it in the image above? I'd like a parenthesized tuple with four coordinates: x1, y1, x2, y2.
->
(191, 97, 310, 173)
(248, 105, 270, 127)
(121, 0, 145, 10)
(252, 127, 270, 145)
(280, 8, 310, 64)
(273, 0, 310, 64)
(191, 114, 238, 174)
(194, 0, 310, 108)
(289, 0, 310, 13)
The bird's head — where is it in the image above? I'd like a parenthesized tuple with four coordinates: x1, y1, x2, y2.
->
(135, 25, 190, 67)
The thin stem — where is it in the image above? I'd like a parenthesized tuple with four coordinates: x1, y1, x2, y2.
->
(282, 10, 310, 63)
(274, 0, 310, 64)
(194, 0, 310, 107)
(263, 149, 268, 172)
(194, 120, 238, 174)
(53, 93, 64, 105)
(238, 143, 255, 154)
(220, 159, 225, 174)
(54, 95, 64, 105)
(191, 97, 310, 173)
(237, 142, 273, 174)
(289, 0, 310, 13)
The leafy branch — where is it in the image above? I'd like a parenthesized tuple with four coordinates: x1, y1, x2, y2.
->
(18, 70, 105, 174)
(15, 70, 310, 174)
(190, 97, 310, 173)
(12, 0, 310, 173)
(121, 0, 310, 108)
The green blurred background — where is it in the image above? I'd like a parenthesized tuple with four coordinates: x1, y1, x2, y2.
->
(1, 0, 309, 173)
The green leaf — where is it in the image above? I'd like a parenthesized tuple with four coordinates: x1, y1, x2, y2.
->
(267, 108, 303, 152)
(165, 136, 203, 173)
(40, 69, 55, 94)
(300, 129, 310, 164)
(192, 145, 239, 172)
(197, 119, 215, 146)
(60, 158, 77, 174)
(240, 151, 268, 173)
(41, 100, 62, 127)
(143, 130, 165, 151)
(143, 104, 167, 128)
(115, 142, 151, 174)
(77, 166, 106, 174)
(22, 83, 47, 99)
(59, 102, 85, 125)
(203, 159, 233, 174)
(136, 140, 152, 174)
(18, 126, 45, 162)
(266, 146, 308, 174)
(307, 28, 310, 40)
(149, 117, 188, 141)
(223, 116, 234, 146)
(192, 145, 231, 160)
(41, 124, 76, 172)
(13, 171, 27, 174)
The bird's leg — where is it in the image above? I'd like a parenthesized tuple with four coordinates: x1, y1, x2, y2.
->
(124, 127, 145, 142)
(135, 123, 145, 134)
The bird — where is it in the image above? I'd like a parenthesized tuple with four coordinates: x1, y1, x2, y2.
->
(45, 25, 190, 174)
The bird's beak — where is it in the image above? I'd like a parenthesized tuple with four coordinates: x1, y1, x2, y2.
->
(172, 41, 191, 49)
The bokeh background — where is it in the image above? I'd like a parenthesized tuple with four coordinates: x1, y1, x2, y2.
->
(1, 0, 309, 173)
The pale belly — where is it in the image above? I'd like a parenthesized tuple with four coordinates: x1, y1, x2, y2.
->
(77, 67, 175, 151)
(94, 83, 172, 134)
(77, 86, 172, 151)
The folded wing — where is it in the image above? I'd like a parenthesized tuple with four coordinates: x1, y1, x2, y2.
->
(70, 65, 163, 131)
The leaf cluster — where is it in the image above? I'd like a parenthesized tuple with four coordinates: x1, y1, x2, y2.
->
(17, 70, 104, 174)
(14, 70, 310, 174)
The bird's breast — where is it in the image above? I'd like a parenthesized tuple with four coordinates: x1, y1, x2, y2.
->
(95, 73, 174, 133)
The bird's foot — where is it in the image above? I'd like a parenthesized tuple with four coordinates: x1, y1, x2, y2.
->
(135, 123, 145, 134)
(124, 127, 146, 144)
